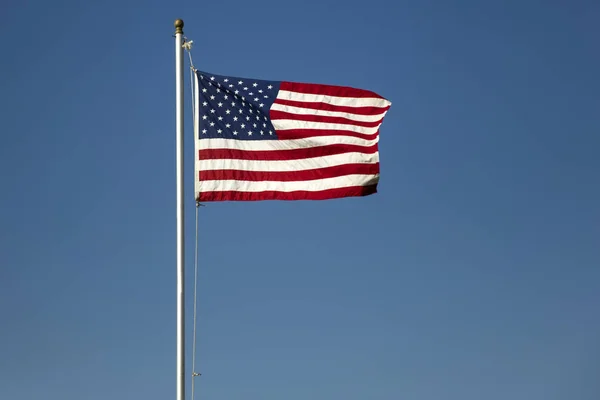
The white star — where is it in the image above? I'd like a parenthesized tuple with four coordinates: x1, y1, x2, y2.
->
(210, 122, 215, 127)
(210, 95, 215, 100)
(264, 95, 269, 98)
(238, 80, 243, 85)
(253, 123, 257, 128)
(267, 85, 273, 89)
(202, 115, 207, 120)
(263, 123, 267, 127)
(210, 76, 215, 81)
(234, 90, 239, 94)
(233, 130, 238, 135)
(225, 109, 231, 114)
(243, 87, 248, 91)
(218, 116, 223, 121)
(253, 83, 258, 87)
(249, 109, 253, 114)
(216, 88, 221, 93)
(249, 92, 254, 96)
(256, 116, 260, 120)
(210, 109, 215, 113)
(260, 130, 264, 135)
(202, 88, 207, 93)
(225, 123, 231, 128)
(233, 116, 238, 121)
(248, 130, 253, 135)
(241, 123, 246, 128)
(258, 89, 263, 93)
(217, 129, 222, 134)
(208, 82, 212, 86)
(224, 78, 229, 82)
(202, 129, 207, 134)
(231, 102, 236, 107)
(259, 103, 264, 108)
(229, 84, 234, 88)
(239, 109, 243, 114)
(223, 95, 228, 100)
(269, 130, 273, 135)
(202, 101, 208, 106)
(218, 102, 223, 107)
(254, 97, 259, 101)
(246, 116, 250, 121)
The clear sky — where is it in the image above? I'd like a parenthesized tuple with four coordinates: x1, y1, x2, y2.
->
(1, 0, 599, 399)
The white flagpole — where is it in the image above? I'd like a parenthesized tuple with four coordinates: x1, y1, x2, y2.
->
(174, 18, 186, 400)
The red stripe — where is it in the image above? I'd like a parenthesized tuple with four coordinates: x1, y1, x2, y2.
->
(275, 129, 378, 141)
(199, 163, 380, 182)
(197, 184, 378, 201)
(280, 81, 386, 100)
(200, 143, 378, 161)
(273, 98, 390, 116)
(269, 110, 382, 128)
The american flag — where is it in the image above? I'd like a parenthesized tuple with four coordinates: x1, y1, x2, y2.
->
(193, 70, 392, 202)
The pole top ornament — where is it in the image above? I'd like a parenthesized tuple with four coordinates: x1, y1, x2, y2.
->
(174, 19, 184, 34)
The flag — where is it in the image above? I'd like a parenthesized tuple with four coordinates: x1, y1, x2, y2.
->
(193, 70, 392, 202)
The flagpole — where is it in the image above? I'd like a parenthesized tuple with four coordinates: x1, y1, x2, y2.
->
(174, 18, 186, 400)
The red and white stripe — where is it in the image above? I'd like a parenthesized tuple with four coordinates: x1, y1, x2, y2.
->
(195, 81, 391, 201)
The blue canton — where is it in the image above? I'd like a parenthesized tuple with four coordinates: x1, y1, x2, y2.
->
(196, 70, 281, 141)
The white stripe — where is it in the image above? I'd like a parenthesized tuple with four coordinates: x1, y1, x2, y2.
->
(270, 103, 387, 123)
(276, 90, 391, 108)
(197, 152, 379, 172)
(272, 119, 379, 135)
(198, 136, 378, 151)
(199, 174, 379, 193)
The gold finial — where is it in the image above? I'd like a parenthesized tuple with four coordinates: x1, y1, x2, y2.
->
(174, 19, 184, 34)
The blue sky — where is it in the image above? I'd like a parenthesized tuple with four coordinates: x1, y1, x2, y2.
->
(1, 0, 599, 399)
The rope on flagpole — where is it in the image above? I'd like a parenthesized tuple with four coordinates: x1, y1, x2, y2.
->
(191, 200, 201, 400)
(184, 38, 196, 71)
(184, 37, 202, 400)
